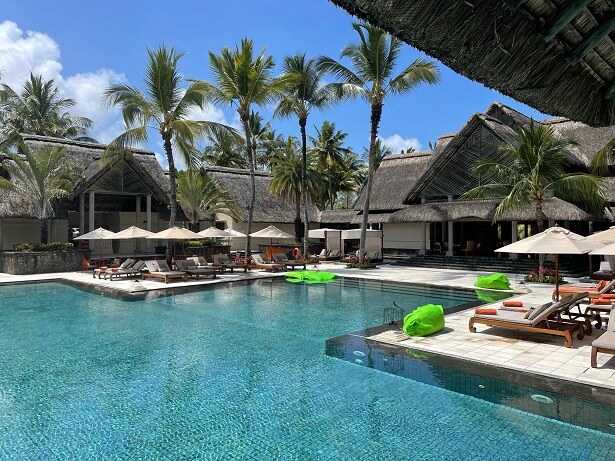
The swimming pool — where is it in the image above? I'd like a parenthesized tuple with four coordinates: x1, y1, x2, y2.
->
(0, 279, 613, 459)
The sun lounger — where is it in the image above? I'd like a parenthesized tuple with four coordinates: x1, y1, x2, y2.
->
(314, 249, 341, 261)
(94, 258, 135, 279)
(187, 256, 210, 268)
(175, 259, 216, 279)
(272, 253, 306, 270)
(213, 254, 246, 272)
(469, 292, 588, 347)
(553, 279, 615, 301)
(250, 253, 284, 272)
(106, 260, 146, 280)
(143, 260, 186, 283)
(591, 308, 615, 367)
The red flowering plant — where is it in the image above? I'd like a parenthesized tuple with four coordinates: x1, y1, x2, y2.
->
(524, 265, 563, 284)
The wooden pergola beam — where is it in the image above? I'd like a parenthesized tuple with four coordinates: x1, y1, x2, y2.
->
(569, 14, 615, 62)
(541, 0, 593, 42)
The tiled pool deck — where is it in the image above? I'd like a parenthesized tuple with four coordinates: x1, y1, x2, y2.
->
(2, 262, 614, 391)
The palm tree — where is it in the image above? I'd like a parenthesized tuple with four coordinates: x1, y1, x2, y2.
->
(370, 139, 393, 170)
(176, 170, 240, 230)
(103, 46, 233, 233)
(0, 144, 81, 243)
(331, 151, 365, 209)
(200, 130, 247, 169)
(318, 22, 439, 262)
(309, 121, 350, 210)
(463, 121, 606, 231)
(0, 73, 92, 151)
(275, 53, 331, 256)
(207, 38, 284, 256)
(269, 137, 322, 241)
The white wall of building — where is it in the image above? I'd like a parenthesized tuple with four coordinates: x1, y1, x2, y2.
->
(383, 223, 430, 250)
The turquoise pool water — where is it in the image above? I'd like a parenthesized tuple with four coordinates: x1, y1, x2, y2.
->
(0, 280, 613, 459)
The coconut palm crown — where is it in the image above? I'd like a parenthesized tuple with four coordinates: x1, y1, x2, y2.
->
(103, 46, 234, 231)
(318, 22, 439, 262)
(206, 38, 286, 256)
(0, 73, 93, 151)
(462, 121, 607, 230)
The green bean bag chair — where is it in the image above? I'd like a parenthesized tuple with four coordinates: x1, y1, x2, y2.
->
(474, 273, 511, 290)
(402, 304, 444, 337)
(285, 270, 338, 284)
(474, 289, 510, 303)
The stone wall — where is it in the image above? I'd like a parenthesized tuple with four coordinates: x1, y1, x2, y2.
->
(0, 251, 82, 274)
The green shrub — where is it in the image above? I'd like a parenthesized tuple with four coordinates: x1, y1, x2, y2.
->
(13, 242, 75, 252)
(346, 261, 376, 269)
(185, 240, 206, 247)
(524, 267, 562, 284)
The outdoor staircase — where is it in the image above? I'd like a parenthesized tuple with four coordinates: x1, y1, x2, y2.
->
(390, 254, 588, 278)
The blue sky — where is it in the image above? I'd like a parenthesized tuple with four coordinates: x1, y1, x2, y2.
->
(1, 0, 546, 167)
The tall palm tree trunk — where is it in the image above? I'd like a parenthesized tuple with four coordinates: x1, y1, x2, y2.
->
(294, 191, 302, 243)
(300, 118, 309, 258)
(536, 202, 547, 273)
(359, 103, 382, 263)
(40, 218, 48, 245)
(163, 133, 177, 261)
(241, 113, 256, 259)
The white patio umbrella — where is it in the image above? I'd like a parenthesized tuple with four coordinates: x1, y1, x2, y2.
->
(495, 226, 600, 300)
(198, 226, 234, 256)
(147, 227, 203, 259)
(74, 227, 116, 263)
(225, 229, 247, 237)
(249, 225, 295, 257)
(104, 225, 154, 258)
(586, 226, 615, 244)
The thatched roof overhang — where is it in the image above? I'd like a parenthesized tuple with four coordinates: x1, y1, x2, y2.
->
(388, 198, 606, 223)
(0, 189, 36, 218)
(318, 209, 359, 224)
(22, 135, 170, 203)
(388, 205, 447, 223)
(203, 165, 319, 223)
(331, 0, 615, 126)
(354, 152, 431, 210)
(350, 211, 395, 224)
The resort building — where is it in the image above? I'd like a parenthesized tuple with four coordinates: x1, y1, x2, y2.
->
(353, 102, 615, 256)
(0, 135, 171, 254)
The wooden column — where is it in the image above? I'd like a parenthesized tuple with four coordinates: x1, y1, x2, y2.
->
(446, 195, 454, 256)
(79, 193, 85, 235)
(88, 192, 95, 232)
(419, 222, 426, 255)
(510, 221, 518, 259)
(146, 195, 152, 252)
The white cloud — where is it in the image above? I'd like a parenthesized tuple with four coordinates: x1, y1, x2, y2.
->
(0, 20, 126, 144)
(379, 134, 422, 154)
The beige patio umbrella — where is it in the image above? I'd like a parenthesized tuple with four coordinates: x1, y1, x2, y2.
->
(147, 227, 203, 259)
(586, 226, 615, 244)
(198, 226, 234, 256)
(74, 227, 116, 263)
(495, 226, 600, 300)
(104, 225, 154, 258)
(249, 225, 295, 257)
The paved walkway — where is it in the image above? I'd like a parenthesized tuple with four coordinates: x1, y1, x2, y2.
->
(1, 262, 614, 390)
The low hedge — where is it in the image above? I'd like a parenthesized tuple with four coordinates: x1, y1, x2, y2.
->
(13, 242, 75, 252)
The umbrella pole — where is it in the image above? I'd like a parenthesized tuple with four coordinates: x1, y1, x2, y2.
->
(555, 254, 560, 302)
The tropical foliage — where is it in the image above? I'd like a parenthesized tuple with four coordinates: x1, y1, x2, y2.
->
(200, 130, 247, 169)
(176, 170, 240, 229)
(206, 38, 285, 255)
(103, 46, 234, 231)
(269, 136, 322, 240)
(318, 22, 439, 261)
(309, 121, 351, 209)
(0, 144, 81, 243)
(0, 73, 93, 151)
(462, 121, 606, 230)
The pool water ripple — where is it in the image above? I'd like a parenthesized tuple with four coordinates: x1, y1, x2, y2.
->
(0, 280, 613, 459)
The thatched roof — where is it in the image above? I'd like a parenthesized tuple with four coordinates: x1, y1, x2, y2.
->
(318, 209, 359, 224)
(354, 152, 431, 211)
(350, 211, 395, 224)
(203, 165, 318, 223)
(22, 135, 169, 203)
(407, 110, 519, 202)
(331, 0, 615, 127)
(0, 188, 36, 218)
(543, 118, 615, 166)
(388, 198, 602, 223)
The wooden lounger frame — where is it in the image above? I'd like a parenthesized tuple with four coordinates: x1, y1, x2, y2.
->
(142, 272, 186, 283)
(468, 317, 578, 347)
